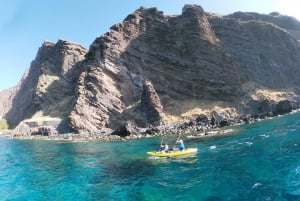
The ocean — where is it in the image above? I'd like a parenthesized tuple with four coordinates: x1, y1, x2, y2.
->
(1, 112, 300, 200)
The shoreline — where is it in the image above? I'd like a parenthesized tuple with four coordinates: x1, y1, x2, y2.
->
(1, 109, 299, 142)
(0, 127, 236, 142)
(0, 120, 237, 142)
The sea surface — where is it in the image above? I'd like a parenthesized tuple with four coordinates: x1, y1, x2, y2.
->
(1, 112, 300, 201)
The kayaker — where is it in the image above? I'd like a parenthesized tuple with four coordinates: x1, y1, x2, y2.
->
(176, 139, 185, 151)
(159, 143, 169, 153)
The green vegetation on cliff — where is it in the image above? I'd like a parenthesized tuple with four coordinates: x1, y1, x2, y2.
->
(0, 119, 9, 130)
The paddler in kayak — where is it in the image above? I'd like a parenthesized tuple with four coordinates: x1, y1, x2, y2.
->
(174, 139, 185, 151)
(147, 138, 197, 157)
(159, 143, 169, 153)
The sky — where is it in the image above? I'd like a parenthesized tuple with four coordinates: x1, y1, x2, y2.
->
(1, 0, 300, 91)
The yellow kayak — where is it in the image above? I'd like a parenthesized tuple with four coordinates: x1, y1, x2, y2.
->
(147, 148, 198, 157)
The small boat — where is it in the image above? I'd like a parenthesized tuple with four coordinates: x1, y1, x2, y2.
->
(147, 148, 198, 157)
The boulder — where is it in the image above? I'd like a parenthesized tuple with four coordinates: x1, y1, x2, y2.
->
(219, 119, 230, 127)
(195, 114, 209, 125)
(113, 121, 137, 137)
(30, 126, 54, 136)
(258, 99, 275, 113)
(274, 100, 293, 115)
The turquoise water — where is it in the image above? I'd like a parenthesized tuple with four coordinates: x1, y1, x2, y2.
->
(1, 113, 300, 200)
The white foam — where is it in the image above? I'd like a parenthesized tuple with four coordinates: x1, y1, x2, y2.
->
(251, 182, 262, 189)
(259, 134, 270, 138)
(209, 145, 216, 150)
(238, 141, 253, 146)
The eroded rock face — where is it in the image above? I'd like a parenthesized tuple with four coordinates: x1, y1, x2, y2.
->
(67, 6, 300, 133)
(209, 13, 300, 89)
(0, 70, 28, 119)
(2, 5, 300, 134)
(4, 40, 87, 132)
(140, 81, 163, 126)
(0, 87, 19, 119)
(69, 5, 244, 133)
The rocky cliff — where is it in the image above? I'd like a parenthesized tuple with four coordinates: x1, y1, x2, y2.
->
(0, 86, 19, 119)
(69, 5, 243, 133)
(209, 12, 300, 89)
(3, 40, 87, 133)
(0, 70, 28, 119)
(1, 5, 300, 134)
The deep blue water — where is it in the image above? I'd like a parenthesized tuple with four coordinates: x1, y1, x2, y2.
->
(1, 112, 300, 201)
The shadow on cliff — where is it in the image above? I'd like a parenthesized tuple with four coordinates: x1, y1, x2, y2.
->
(4, 56, 84, 133)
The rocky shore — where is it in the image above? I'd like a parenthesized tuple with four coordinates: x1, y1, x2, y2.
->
(1, 108, 299, 142)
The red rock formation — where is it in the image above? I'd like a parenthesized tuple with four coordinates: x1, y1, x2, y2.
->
(1, 5, 300, 134)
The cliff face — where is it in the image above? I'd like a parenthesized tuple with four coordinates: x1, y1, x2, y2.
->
(209, 13, 300, 89)
(4, 40, 87, 132)
(0, 87, 19, 119)
(69, 5, 243, 133)
(0, 70, 28, 118)
(1, 5, 300, 133)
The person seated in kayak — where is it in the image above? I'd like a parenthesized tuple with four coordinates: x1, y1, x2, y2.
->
(159, 143, 169, 152)
(174, 139, 185, 151)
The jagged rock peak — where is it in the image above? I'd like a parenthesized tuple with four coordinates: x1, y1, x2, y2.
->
(35, 39, 87, 74)
(135, 6, 163, 15)
(182, 4, 205, 16)
(180, 4, 218, 44)
(36, 41, 55, 59)
(41, 39, 87, 51)
(141, 81, 164, 126)
(37, 39, 87, 61)
(125, 6, 164, 22)
(42, 41, 55, 47)
(141, 81, 163, 109)
(56, 39, 87, 51)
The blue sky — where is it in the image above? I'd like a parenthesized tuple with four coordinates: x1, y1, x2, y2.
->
(0, 0, 299, 91)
